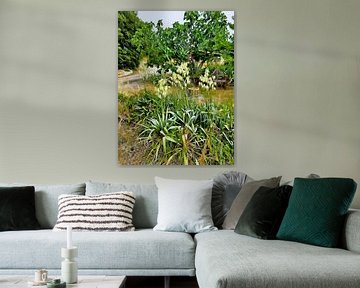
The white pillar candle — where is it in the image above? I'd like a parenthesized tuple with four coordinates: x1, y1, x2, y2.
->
(67, 225, 72, 249)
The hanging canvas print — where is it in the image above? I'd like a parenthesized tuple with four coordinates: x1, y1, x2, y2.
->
(118, 11, 235, 165)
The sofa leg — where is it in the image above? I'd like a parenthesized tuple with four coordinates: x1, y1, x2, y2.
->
(164, 276, 170, 288)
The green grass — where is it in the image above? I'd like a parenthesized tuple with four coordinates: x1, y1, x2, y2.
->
(118, 90, 234, 165)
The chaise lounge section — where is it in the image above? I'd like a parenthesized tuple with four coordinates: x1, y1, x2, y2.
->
(195, 215, 360, 288)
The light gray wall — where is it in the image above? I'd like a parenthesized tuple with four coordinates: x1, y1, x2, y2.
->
(0, 0, 359, 207)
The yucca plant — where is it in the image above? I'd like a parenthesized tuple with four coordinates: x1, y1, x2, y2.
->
(139, 107, 181, 163)
(121, 88, 234, 165)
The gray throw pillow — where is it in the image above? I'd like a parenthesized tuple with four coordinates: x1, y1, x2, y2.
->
(153, 177, 217, 233)
(222, 176, 281, 230)
(0, 183, 85, 228)
(212, 171, 250, 228)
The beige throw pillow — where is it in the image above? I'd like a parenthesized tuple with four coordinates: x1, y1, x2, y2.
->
(222, 176, 281, 230)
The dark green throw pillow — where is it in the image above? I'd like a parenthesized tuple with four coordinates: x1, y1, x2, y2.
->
(277, 178, 357, 247)
(0, 186, 41, 231)
(234, 185, 292, 239)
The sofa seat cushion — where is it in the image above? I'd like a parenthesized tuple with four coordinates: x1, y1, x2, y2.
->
(195, 230, 360, 288)
(0, 229, 195, 270)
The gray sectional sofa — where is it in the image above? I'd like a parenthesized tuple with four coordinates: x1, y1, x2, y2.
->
(1, 181, 360, 288)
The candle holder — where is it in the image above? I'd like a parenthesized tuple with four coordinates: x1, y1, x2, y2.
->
(61, 247, 78, 284)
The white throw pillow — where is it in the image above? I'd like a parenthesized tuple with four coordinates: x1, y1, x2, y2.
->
(53, 192, 135, 232)
(153, 177, 217, 233)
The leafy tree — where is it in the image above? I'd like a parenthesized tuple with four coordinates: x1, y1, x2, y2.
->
(131, 11, 234, 82)
(184, 11, 231, 62)
(118, 11, 143, 69)
(183, 11, 233, 83)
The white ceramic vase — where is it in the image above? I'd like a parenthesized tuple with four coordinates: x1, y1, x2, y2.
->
(61, 247, 78, 284)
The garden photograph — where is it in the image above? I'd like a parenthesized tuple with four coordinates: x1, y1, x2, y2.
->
(118, 11, 235, 165)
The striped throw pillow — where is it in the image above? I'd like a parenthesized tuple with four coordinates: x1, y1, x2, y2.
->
(53, 192, 136, 231)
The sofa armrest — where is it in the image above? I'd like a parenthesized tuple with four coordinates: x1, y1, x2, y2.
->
(342, 209, 360, 253)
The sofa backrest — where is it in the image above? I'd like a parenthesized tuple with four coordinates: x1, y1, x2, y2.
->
(86, 181, 158, 229)
(0, 182, 86, 228)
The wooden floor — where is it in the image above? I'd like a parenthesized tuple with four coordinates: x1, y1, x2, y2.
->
(126, 276, 199, 288)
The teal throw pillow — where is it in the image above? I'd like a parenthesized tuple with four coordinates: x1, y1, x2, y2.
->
(277, 178, 357, 247)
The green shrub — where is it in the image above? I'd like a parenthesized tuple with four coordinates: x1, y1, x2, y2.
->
(119, 90, 234, 165)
